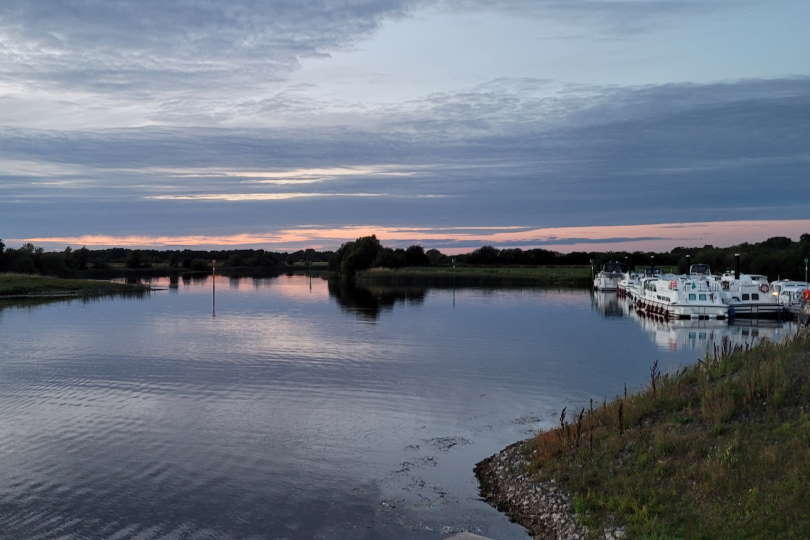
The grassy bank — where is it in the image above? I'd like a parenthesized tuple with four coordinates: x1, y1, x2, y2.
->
(527, 331, 810, 538)
(0, 273, 149, 297)
(357, 265, 592, 287)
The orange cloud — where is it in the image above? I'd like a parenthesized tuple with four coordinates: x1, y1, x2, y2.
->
(14, 219, 810, 252)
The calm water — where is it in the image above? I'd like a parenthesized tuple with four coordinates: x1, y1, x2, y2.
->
(0, 276, 798, 539)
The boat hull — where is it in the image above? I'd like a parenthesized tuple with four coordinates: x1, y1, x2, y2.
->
(593, 276, 620, 291)
(727, 303, 785, 319)
(635, 298, 727, 320)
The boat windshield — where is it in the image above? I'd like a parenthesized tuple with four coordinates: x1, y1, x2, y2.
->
(689, 264, 711, 275)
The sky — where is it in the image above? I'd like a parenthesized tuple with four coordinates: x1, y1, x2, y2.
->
(1, 0, 809, 253)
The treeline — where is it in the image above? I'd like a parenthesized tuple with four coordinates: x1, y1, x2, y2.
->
(670, 235, 810, 279)
(0, 240, 331, 277)
(329, 234, 810, 280)
(3, 232, 810, 281)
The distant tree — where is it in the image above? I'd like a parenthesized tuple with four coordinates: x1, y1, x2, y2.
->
(190, 258, 210, 271)
(763, 236, 792, 250)
(497, 248, 522, 265)
(227, 253, 245, 267)
(468, 246, 499, 265)
(340, 235, 381, 275)
(425, 248, 446, 266)
(372, 247, 395, 268)
(330, 236, 382, 275)
(39, 252, 68, 276)
(10, 251, 35, 273)
(74, 247, 91, 270)
(125, 250, 144, 269)
(404, 245, 429, 266)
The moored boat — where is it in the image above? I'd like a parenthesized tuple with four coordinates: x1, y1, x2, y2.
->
(719, 272, 783, 318)
(770, 280, 810, 308)
(635, 271, 727, 320)
(593, 261, 624, 291)
(617, 271, 642, 299)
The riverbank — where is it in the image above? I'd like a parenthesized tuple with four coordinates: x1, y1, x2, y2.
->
(0, 273, 149, 298)
(357, 265, 592, 287)
(477, 330, 810, 538)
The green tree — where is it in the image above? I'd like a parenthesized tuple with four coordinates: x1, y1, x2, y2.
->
(468, 245, 499, 265)
(405, 245, 429, 266)
(74, 247, 91, 270)
(332, 235, 382, 275)
(125, 250, 144, 269)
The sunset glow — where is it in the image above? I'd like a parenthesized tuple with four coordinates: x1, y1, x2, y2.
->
(15, 219, 810, 253)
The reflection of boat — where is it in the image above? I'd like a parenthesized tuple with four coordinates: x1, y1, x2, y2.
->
(785, 297, 810, 326)
(594, 286, 801, 352)
(627, 305, 798, 352)
(591, 290, 624, 317)
(593, 261, 624, 291)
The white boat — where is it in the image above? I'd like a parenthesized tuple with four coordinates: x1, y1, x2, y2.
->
(593, 261, 624, 291)
(617, 271, 643, 299)
(635, 271, 727, 320)
(719, 272, 783, 318)
(770, 280, 810, 307)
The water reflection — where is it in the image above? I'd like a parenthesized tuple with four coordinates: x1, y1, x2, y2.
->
(592, 290, 799, 353)
(327, 279, 427, 321)
(591, 290, 624, 317)
(0, 290, 151, 314)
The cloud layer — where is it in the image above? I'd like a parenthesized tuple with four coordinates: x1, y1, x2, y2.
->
(1, 1, 808, 251)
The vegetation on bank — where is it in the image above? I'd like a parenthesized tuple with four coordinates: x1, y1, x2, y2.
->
(2, 230, 810, 282)
(529, 331, 810, 538)
(357, 265, 592, 287)
(0, 273, 148, 297)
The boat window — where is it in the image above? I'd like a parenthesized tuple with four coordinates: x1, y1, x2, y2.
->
(699, 294, 707, 301)
(742, 293, 750, 300)
(752, 293, 759, 300)
(688, 293, 696, 301)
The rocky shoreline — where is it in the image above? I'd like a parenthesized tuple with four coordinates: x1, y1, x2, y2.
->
(474, 440, 624, 540)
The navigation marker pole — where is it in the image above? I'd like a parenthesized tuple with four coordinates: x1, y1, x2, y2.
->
(451, 257, 456, 309)
(212, 259, 216, 318)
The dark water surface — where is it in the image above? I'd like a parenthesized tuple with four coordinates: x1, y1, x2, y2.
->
(0, 277, 798, 539)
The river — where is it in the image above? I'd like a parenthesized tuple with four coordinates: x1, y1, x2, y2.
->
(0, 276, 797, 538)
